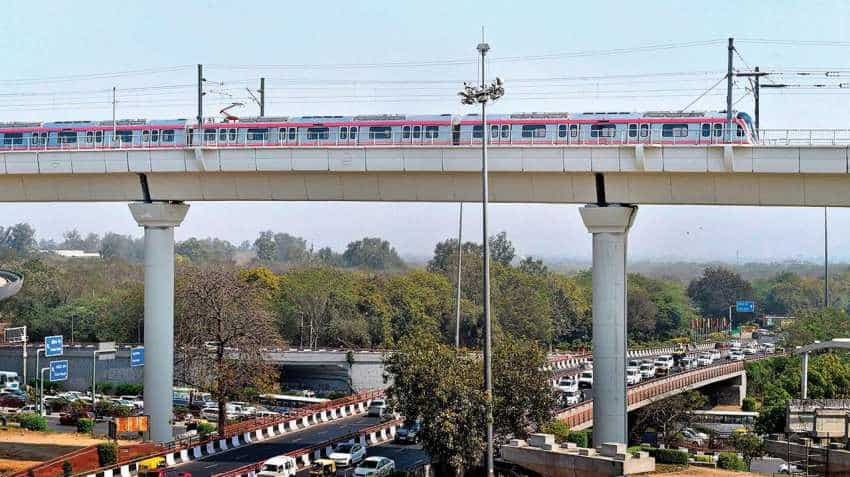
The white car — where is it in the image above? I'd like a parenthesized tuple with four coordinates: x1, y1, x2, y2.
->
(763, 343, 776, 354)
(697, 354, 712, 367)
(329, 442, 366, 467)
(556, 376, 578, 392)
(354, 456, 395, 477)
(653, 355, 674, 373)
(560, 389, 582, 406)
(578, 370, 593, 389)
(367, 399, 388, 417)
(16, 404, 38, 414)
(680, 427, 709, 445)
(680, 357, 697, 370)
(729, 350, 744, 361)
(639, 363, 655, 379)
(743, 346, 757, 356)
(257, 456, 297, 477)
(626, 367, 641, 386)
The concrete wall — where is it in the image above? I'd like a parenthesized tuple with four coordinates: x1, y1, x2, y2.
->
(0, 345, 141, 391)
(766, 439, 850, 476)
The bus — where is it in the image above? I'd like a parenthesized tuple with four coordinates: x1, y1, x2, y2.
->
(172, 387, 212, 408)
(689, 410, 759, 437)
(0, 371, 20, 392)
(258, 394, 328, 414)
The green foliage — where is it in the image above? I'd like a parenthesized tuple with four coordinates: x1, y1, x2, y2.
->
(647, 448, 689, 465)
(730, 432, 765, 467)
(176, 237, 236, 263)
(75, 418, 93, 434)
(742, 397, 758, 412)
(114, 383, 143, 396)
(540, 421, 591, 447)
(785, 307, 850, 347)
(196, 421, 216, 437)
(97, 442, 118, 466)
(96, 382, 115, 395)
(755, 405, 786, 435)
(18, 413, 48, 431)
(62, 460, 72, 477)
(687, 266, 754, 320)
(342, 237, 405, 270)
(717, 452, 747, 471)
(693, 454, 712, 463)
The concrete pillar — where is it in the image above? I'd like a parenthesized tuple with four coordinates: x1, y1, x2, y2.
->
(129, 202, 190, 442)
(802, 351, 809, 399)
(579, 204, 637, 447)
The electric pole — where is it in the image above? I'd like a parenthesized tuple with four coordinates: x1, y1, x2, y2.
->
(825, 207, 830, 307)
(455, 202, 463, 349)
(197, 64, 205, 126)
(754, 66, 760, 133)
(112, 87, 117, 140)
(725, 37, 734, 141)
(259, 77, 265, 117)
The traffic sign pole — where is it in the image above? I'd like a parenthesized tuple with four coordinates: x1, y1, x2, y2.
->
(39, 367, 48, 416)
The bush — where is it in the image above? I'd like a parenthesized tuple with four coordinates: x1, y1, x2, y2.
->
(742, 397, 758, 412)
(540, 421, 590, 447)
(717, 452, 747, 471)
(96, 382, 116, 395)
(566, 430, 589, 448)
(647, 448, 689, 465)
(693, 454, 712, 463)
(97, 442, 118, 466)
(196, 421, 216, 437)
(18, 413, 48, 431)
(114, 383, 143, 396)
(76, 418, 93, 434)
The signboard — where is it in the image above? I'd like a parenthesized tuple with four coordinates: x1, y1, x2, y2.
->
(736, 300, 755, 313)
(49, 360, 68, 382)
(130, 347, 144, 367)
(98, 341, 116, 352)
(4, 326, 26, 343)
(44, 335, 63, 357)
(109, 415, 149, 438)
(97, 352, 117, 361)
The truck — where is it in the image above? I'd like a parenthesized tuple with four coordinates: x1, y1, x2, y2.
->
(257, 456, 298, 477)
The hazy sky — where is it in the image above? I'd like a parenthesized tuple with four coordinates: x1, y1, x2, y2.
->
(1, 1, 849, 262)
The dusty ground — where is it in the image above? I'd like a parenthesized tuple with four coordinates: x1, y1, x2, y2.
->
(0, 428, 135, 476)
(644, 464, 758, 476)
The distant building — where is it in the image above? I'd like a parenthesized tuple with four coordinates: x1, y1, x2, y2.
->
(764, 315, 797, 329)
(44, 249, 101, 258)
(787, 399, 850, 442)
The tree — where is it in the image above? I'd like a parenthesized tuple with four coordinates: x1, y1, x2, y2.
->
(175, 266, 282, 425)
(100, 233, 144, 261)
(488, 231, 515, 266)
(253, 231, 277, 262)
(784, 307, 850, 348)
(762, 272, 822, 315)
(342, 237, 405, 270)
(427, 239, 478, 275)
(687, 266, 754, 320)
(273, 233, 311, 263)
(730, 433, 765, 469)
(0, 223, 37, 256)
(176, 237, 236, 263)
(630, 390, 707, 444)
(316, 247, 344, 267)
(493, 334, 557, 438)
(627, 286, 658, 341)
(754, 405, 786, 435)
(61, 229, 85, 249)
(518, 256, 548, 276)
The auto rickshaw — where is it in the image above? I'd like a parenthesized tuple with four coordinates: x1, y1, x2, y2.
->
(308, 459, 336, 477)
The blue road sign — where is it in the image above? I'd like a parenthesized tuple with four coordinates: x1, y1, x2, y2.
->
(49, 360, 69, 382)
(130, 347, 144, 367)
(44, 335, 63, 357)
(736, 300, 755, 313)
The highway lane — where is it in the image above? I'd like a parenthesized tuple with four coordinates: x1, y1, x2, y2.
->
(175, 414, 383, 477)
(294, 441, 430, 476)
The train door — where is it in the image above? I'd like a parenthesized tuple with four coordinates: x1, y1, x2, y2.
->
(452, 124, 461, 145)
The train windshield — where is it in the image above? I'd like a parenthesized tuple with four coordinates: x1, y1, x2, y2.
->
(737, 112, 756, 139)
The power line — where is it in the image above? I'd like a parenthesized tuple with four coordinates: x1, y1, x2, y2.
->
(0, 65, 194, 85)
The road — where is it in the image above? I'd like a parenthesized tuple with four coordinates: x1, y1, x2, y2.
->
(294, 441, 430, 476)
(175, 414, 384, 477)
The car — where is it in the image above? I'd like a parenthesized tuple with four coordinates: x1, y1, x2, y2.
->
(257, 456, 297, 477)
(626, 367, 641, 386)
(16, 404, 38, 414)
(328, 442, 366, 467)
(367, 399, 388, 417)
(200, 407, 222, 421)
(0, 391, 27, 408)
(560, 389, 582, 406)
(697, 354, 712, 367)
(778, 462, 801, 474)
(578, 370, 593, 389)
(628, 359, 641, 368)
(729, 350, 744, 361)
(710, 350, 722, 361)
(763, 343, 776, 354)
(680, 427, 708, 446)
(556, 376, 578, 392)
(395, 419, 421, 444)
(680, 357, 697, 370)
(639, 363, 655, 379)
(353, 456, 395, 477)
(59, 411, 93, 426)
(653, 355, 674, 375)
(308, 459, 336, 477)
(743, 346, 757, 356)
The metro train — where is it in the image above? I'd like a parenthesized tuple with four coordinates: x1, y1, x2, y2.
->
(0, 111, 755, 149)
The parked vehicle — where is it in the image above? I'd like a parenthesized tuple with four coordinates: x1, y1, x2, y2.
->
(367, 399, 388, 417)
(329, 442, 366, 467)
(257, 456, 297, 477)
(59, 410, 94, 426)
(354, 456, 395, 477)
(680, 427, 709, 446)
(16, 404, 38, 414)
(626, 367, 642, 386)
(395, 419, 422, 444)
(307, 459, 336, 477)
(578, 370, 593, 389)
(137, 469, 191, 477)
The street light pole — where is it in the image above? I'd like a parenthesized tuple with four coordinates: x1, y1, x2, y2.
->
(455, 202, 463, 349)
(458, 34, 504, 477)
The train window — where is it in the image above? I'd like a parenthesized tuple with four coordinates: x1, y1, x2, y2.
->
(412, 126, 421, 139)
(472, 125, 483, 138)
(570, 124, 578, 138)
(247, 128, 269, 141)
(219, 129, 227, 141)
(639, 124, 649, 137)
(701, 124, 711, 137)
(161, 130, 175, 143)
(501, 125, 510, 138)
(661, 123, 688, 138)
(558, 125, 567, 138)
(736, 124, 745, 137)
(85, 131, 94, 143)
(95, 131, 103, 143)
(205, 129, 217, 141)
(116, 130, 132, 143)
(368, 126, 392, 139)
(628, 124, 637, 138)
(59, 131, 78, 144)
(306, 127, 329, 140)
(152, 130, 160, 142)
(31, 133, 46, 145)
(142, 130, 150, 142)
(590, 124, 616, 138)
(521, 124, 547, 138)
(350, 127, 357, 140)
(229, 128, 237, 141)
(340, 127, 348, 140)
(278, 128, 287, 140)
(713, 123, 723, 137)
(490, 125, 498, 139)
(3, 133, 23, 145)
(425, 126, 439, 138)
(288, 128, 297, 141)
(402, 126, 410, 139)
